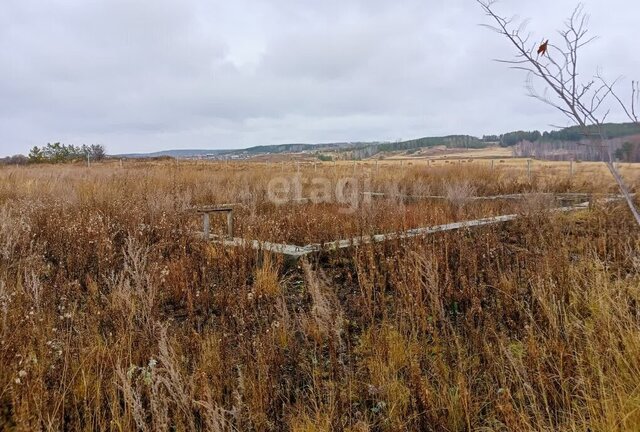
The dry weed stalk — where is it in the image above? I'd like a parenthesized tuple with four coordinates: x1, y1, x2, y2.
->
(444, 180, 478, 212)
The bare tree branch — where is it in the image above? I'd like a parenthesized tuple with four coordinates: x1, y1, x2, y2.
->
(476, 0, 640, 227)
(598, 74, 640, 124)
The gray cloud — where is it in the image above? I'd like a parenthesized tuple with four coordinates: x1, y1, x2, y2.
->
(1, 0, 639, 156)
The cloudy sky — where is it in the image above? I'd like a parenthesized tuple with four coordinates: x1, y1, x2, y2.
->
(1, 0, 638, 156)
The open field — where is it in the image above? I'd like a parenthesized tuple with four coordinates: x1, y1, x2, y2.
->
(381, 146, 513, 160)
(1, 160, 640, 431)
(220, 156, 640, 187)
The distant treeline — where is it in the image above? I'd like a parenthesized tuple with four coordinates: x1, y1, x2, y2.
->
(1, 143, 107, 165)
(495, 123, 640, 147)
(29, 143, 106, 163)
(354, 124, 640, 159)
(378, 135, 483, 153)
(615, 142, 640, 162)
(0, 154, 29, 165)
(340, 135, 483, 160)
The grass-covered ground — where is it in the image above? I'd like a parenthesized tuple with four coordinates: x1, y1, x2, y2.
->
(0, 160, 639, 431)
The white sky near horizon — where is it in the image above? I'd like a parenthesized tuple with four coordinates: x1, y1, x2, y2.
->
(0, 0, 638, 156)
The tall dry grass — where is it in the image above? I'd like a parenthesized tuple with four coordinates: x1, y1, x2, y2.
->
(0, 160, 639, 431)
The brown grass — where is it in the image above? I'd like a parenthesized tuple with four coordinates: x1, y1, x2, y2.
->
(0, 160, 639, 431)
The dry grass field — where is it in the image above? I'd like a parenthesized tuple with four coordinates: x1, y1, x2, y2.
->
(1, 159, 640, 431)
(381, 146, 513, 160)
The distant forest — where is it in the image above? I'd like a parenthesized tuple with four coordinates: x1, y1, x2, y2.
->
(378, 135, 484, 152)
(502, 123, 640, 162)
(496, 123, 640, 147)
(1, 143, 106, 165)
(349, 135, 484, 159)
(348, 123, 640, 161)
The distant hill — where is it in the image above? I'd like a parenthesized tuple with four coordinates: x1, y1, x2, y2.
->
(117, 136, 484, 159)
(116, 149, 227, 158)
(116, 123, 640, 159)
(543, 122, 640, 141)
(500, 122, 640, 147)
(118, 141, 382, 159)
(378, 135, 483, 152)
(239, 142, 370, 154)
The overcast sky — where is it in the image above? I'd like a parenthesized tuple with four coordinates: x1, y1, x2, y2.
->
(1, 0, 638, 156)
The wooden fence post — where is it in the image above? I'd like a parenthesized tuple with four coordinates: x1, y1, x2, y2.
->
(570, 160, 574, 178)
(226, 210, 234, 239)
